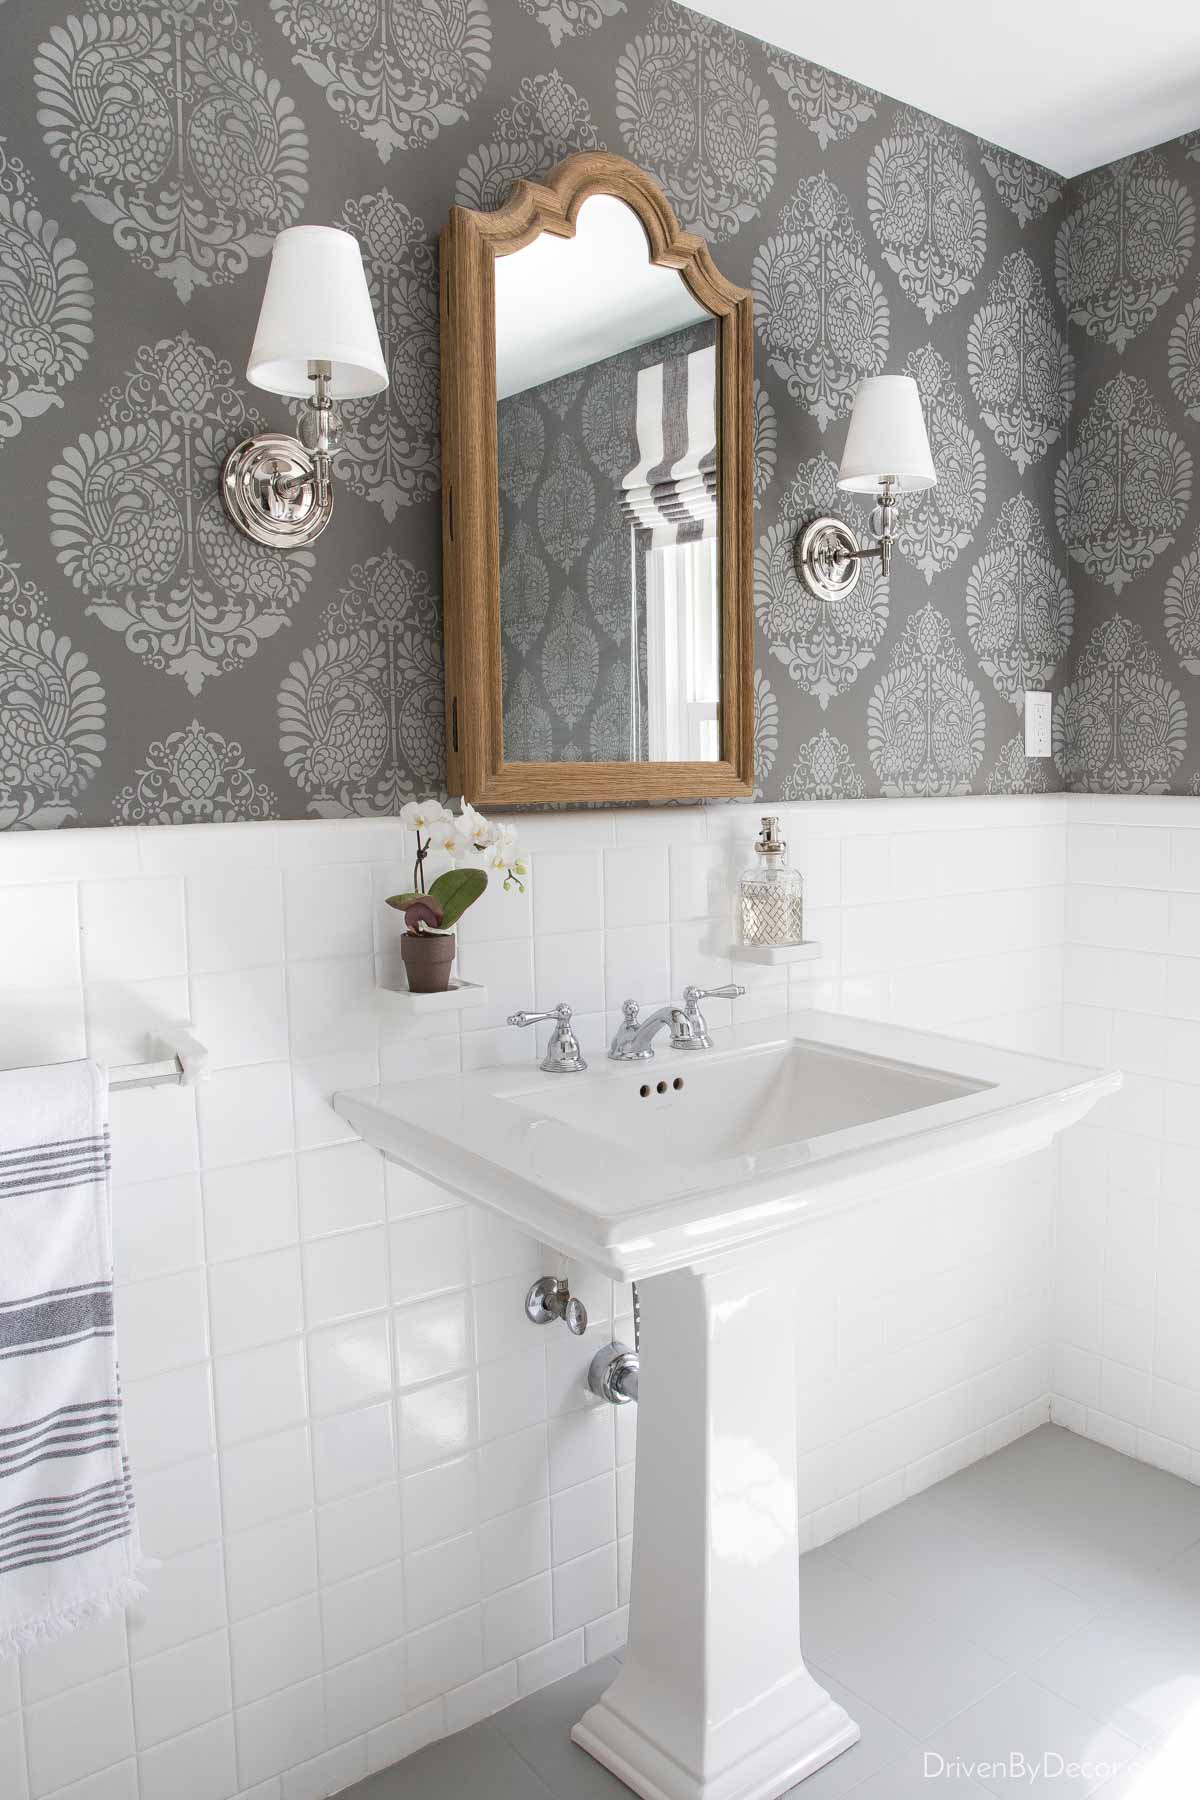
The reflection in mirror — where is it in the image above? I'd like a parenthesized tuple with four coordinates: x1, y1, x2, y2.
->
(495, 196, 720, 765)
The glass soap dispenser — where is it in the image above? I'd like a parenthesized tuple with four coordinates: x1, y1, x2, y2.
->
(739, 815, 804, 947)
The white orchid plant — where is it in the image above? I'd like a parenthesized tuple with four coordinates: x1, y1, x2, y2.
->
(387, 800, 527, 936)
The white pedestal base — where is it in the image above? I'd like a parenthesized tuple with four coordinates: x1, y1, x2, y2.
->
(572, 1245, 859, 1800)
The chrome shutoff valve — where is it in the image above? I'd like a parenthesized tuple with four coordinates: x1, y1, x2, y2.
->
(525, 1275, 587, 1337)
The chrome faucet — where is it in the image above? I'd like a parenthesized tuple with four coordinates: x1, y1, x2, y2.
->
(608, 984, 745, 1061)
(507, 1003, 587, 1073)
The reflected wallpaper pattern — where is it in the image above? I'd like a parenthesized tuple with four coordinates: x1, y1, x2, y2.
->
(1, 0, 1200, 825)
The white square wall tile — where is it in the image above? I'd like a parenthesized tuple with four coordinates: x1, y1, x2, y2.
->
(478, 1346, 547, 1443)
(130, 1629, 232, 1748)
(603, 847, 669, 926)
(225, 1509, 318, 1620)
(202, 1157, 298, 1264)
(603, 923, 671, 1014)
(402, 1455, 478, 1552)
(531, 852, 603, 935)
(312, 1398, 396, 1502)
(405, 1609, 483, 1711)
(302, 1226, 389, 1326)
(534, 929, 604, 1015)
(123, 1363, 214, 1475)
(214, 1337, 307, 1445)
(0, 1712, 26, 1800)
(553, 1543, 618, 1635)
(393, 1292, 472, 1388)
(219, 1426, 314, 1534)
(137, 1715, 237, 1800)
(190, 965, 289, 1069)
(112, 1173, 204, 1284)
(114, 1268, 209, 1380)
(284, 863, 372, 961)
(22, 1670, 134, 1799)
(185, 866, 283, 974)
(234, 1674, 327, 1790)
(286, 956, 378, 1058)
(208, 1247, 303, 1355)
(320, 1558, 404, 1666)
(324, 1641, 407, 1743)
(127, 1541, 227, 1662)
(230, 1594, 323, 1706)
(108, 1084, 198, 1185)
(307, 1313, 392, 1414)
(297, 1140, 385, 1237)
(455, 935, 535, 1031)
(197, 1061, 294, 1168)
(389, 1208, 469, 1305)
(480, 1499, 550, 1597)
(317, 1483, 404, 1587)
(483, 1574, 552, 1669)
(398, 1374, 476, 1473)
(476, 1425, 549, 1521)
(135, 1455, 222, 1561)
(405, 1532, 481, 1631)
(19, 1614, 128, 1705)
(551, 1472, 616, 1563)
(80, 878, 185, 983)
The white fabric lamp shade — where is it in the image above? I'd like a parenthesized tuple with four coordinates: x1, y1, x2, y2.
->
(246, 226, 388, 400)
(837, 375, 936, 494)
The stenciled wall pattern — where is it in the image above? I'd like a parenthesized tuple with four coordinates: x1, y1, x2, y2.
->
(0, 0, 1193, 828)
(1053, 132, 1200, 795)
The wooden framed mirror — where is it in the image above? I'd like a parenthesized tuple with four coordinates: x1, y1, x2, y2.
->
(439, 151, 754, 805)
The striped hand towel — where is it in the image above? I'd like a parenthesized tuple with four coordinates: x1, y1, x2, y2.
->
(0, 1060, 149, 1659)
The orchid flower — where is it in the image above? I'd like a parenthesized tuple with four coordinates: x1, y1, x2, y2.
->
(400, 799, 452, 832)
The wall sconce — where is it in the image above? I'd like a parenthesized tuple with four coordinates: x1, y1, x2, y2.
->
(221, 225, 388, 548)
(795, 375, 936, 601)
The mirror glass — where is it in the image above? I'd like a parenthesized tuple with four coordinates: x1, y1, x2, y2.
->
(495, 196, 719, 764)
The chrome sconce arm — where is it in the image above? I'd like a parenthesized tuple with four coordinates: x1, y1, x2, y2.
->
(795, 476, 899, 602)
(221, 361, 339, 548)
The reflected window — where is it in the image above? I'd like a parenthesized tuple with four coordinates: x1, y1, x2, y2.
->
(645, 537, 720, 762)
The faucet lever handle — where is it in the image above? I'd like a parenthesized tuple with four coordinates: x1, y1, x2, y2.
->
(683, 983, 746, 1004)
(508, 1004, 570, 1028)
(508, 1004, 586, 1074)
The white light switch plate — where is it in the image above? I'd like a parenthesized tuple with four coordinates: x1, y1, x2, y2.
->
(1024, 690, 1052, 758)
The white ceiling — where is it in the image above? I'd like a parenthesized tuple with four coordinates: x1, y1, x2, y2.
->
(687, 0, 1200, 178)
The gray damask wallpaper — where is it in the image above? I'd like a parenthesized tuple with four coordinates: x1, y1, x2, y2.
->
(1052, 134, 1200, 794)
(0, 0, 1190, 828)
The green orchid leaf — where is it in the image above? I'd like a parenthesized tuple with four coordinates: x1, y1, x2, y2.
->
(427, 866, 488, 928)
(385, 891, 423, 911)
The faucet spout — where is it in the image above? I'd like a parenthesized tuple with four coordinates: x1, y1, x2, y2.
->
(608, 985, 745, 1061)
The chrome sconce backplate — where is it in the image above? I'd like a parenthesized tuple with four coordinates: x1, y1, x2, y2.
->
(220, 432, 334, 548)
(795, 515, 863, 603)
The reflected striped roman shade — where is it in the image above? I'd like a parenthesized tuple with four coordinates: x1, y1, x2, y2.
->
(619, 341, 717, 545)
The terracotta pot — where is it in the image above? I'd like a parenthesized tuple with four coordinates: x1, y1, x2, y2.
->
(400, 930, 456, 994)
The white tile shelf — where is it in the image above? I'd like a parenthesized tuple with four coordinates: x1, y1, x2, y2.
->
(730, 940, 823, 966)
(377, 975, 488, 1014)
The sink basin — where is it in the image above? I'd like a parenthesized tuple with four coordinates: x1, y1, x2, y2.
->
(336, 1011, 1118, 1283)
(335, 1010, 1119, 1800)
(504, 1035, 985, 1166)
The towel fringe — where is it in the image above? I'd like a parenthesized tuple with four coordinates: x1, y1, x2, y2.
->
(0, 1561, 155, 1663)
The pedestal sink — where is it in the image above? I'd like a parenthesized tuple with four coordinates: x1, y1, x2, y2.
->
(335, 1011, 1118, 1800)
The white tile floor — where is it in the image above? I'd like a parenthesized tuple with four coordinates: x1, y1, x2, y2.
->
(344, 1427, 1200, 1799)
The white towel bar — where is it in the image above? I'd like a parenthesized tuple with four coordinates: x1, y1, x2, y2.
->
(108, 1056, 188, 1091)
